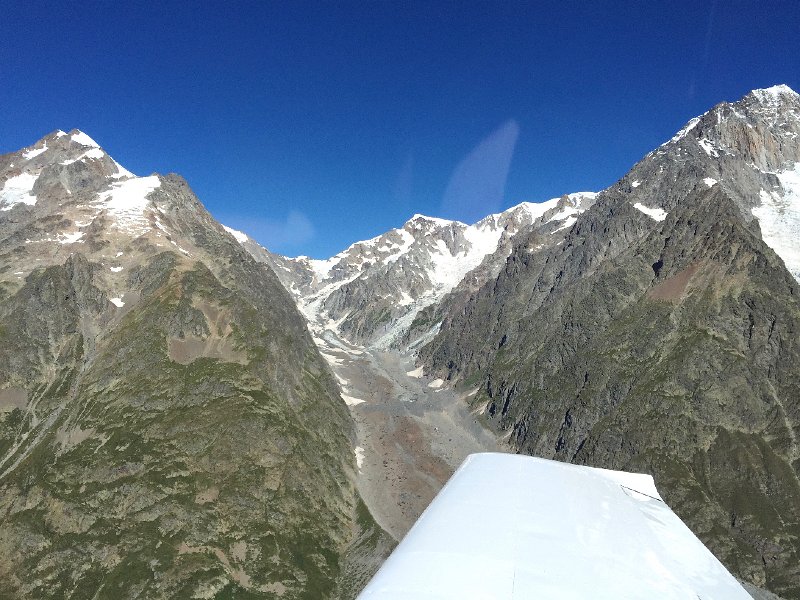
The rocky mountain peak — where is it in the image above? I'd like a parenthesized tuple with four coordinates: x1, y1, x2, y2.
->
(1, 129, 140, 217)
(746, 83, 800, 108)
(405, 213, 460, 228)
(15, 129, 133, 179)
(0, 132, 242, 302)
(0, 130, 363, 599)
(610, 86, 800, 280)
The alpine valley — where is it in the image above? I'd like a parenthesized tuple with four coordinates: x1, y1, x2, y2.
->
(1, 85, 799, 599)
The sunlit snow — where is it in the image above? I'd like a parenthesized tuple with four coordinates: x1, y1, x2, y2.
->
(110, 297, 125, 308)
(342, 394, 366, 407)
(61, 147, 106, 165)
(111, 160, 135, 179)
(703, 177, 718, 187)
(354, 446, 365, 471)
(96, 175, 161, 234)
(71, 131, 101, 147)
(751, 84, 799, 105)
(633, 203, 668, 221)
(752, 162, 800, 281)
(23, 144, 48, 160)
(223, 225, 249, 243)
(406, 366, 424, 378)
(668, 116, 701, 144)
(58, 231, 85, 244)
(697, 138, 719, 157)
(0, 172, 39, 210)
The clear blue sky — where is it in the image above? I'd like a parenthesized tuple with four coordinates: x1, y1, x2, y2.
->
(2, 1, 799, 258)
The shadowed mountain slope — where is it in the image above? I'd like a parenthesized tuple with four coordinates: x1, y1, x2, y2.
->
(418, 87, 800, 597)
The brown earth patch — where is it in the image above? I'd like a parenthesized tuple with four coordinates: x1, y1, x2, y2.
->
(195, 487, 220, 505)
(0, 387, 27, 411)
(648, 262, 701, 302)
(55, 425, 102, 452)
(167, 302, 246, 365)
(168, 334, 247, 365)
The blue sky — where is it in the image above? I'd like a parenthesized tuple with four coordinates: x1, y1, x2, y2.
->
(2, 1, 799, 258)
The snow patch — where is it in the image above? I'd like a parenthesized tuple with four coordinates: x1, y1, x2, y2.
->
(546, 205, 580, 226)
(354, 446, 365, 471)
(110, 266, 123, 272)
(71, 131, 100, 147)
(751, 84, 799, 105)
(633, 203, 668, 221)
(58, 231, 85, 244)
(698, 138, 719, 157)
(343, 394, 366, 407)
(631, 180, 640, 188)
(703, 177, 718, 187)
(0, 172, 39, 210)
(409, 214, 458, 227)
(513, 200, 558, 220)
(552, 216, 577, 232)
(112, 160, 135, 179)
(669, 116, 701, 143)
(23, 144, 48, 160)
(752, 162, 800, 281)
(96, 175, 160, 234)
(110, 297, 125, 308)
(319, 351, 345, 366)
(61, 147, 105, 165)
(223, 225, 249, 244)
(406, 366, 424, 378)
(398, 291, 415, 307)
(427, 378, 444, 389)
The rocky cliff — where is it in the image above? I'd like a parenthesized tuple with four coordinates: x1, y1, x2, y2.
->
(418, 86, 800, 596)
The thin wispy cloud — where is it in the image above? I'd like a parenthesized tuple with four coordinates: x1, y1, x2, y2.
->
(440, 120, 519, 223)
(223, 210, 315, 254)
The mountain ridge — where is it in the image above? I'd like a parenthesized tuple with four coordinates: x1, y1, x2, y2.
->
(0, 131, 391, 598)
(229, 84, 800, 597)
(412, 85, 800, 597)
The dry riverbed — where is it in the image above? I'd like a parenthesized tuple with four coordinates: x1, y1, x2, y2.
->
(313, 329, 502, 540)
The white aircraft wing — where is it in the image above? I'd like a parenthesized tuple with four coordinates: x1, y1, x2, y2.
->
(357, 452, 750, 599)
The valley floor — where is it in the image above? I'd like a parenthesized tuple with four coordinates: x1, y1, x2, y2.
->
(311, 329, 501, 540)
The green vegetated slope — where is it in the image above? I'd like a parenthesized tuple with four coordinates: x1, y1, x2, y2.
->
(0, 139, 388, 598)
(421, 186, 800, 596)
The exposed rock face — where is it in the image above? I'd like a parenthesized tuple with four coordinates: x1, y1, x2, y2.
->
(0, 131, 381, 598)
(418, 86, 800, 597)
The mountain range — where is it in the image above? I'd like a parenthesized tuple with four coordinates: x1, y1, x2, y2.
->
(2, 84, 799, 598)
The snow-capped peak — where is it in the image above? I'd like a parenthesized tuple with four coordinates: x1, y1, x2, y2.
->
(70, 130, 101, 148)
(22, 129, 136, 180)
(750, 84, 799, 104)
(406, 214, 461, 228)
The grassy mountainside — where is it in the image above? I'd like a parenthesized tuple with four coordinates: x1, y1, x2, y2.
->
(0, 133, 389, 598)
